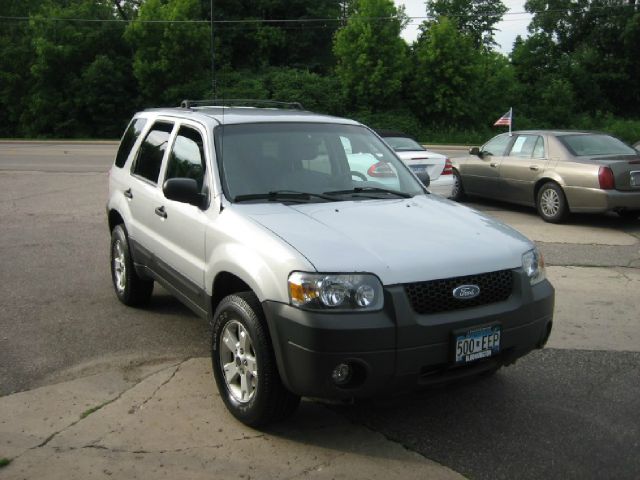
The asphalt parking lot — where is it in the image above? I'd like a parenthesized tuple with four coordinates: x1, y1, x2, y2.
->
(1, 141, 639, 479)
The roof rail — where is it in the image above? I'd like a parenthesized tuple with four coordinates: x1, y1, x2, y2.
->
(179, 99, 304, 110)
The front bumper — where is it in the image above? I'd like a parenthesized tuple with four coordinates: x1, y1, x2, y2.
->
(263, 270, 554, 399)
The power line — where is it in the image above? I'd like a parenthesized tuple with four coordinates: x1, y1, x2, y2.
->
(0, 3, 638, 25)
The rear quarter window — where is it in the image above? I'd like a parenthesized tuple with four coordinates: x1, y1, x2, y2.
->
(115, 118, 147, 168)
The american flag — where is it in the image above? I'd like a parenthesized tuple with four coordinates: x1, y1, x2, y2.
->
(494, 109, 512, 127)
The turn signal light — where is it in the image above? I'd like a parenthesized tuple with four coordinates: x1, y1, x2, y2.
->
(598, 166, 615, 190)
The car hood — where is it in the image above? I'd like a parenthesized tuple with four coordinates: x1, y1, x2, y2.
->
(232, 195, 533, 285)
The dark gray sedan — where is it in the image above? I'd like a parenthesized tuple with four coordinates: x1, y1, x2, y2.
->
(450, 130, 640, 222)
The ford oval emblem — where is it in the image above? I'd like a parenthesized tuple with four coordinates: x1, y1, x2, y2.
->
(452, 284, 480, 300)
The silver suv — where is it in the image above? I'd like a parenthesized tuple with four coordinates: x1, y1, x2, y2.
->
(107, 101, 554, 426)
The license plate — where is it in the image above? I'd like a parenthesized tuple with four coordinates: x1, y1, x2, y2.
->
(631, 171, 640, 187)
(410, 165, 427, 173)
(454, 325, 501, 364)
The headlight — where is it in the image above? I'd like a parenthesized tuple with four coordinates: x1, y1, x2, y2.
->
(522, 247, 546, 285)
(288, 272, 384, 311)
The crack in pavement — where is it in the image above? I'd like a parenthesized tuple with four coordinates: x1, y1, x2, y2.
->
(232, 434, 266, 442)
(9, 359, 189, 462)
(127, 359, 189, 414)
(78, 443, 225, 455)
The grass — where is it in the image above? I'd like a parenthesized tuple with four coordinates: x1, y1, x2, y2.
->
(80, 403, 107, 419)
(0, 458, 12, 468)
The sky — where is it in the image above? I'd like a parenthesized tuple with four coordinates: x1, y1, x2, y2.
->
(394, 0, 533, 54)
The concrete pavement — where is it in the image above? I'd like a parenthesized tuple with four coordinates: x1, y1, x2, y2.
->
(0, 359, 464, 480)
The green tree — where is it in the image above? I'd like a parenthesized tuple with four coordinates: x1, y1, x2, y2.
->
(211, 0, 342, 73)
(523, 0, 640, 117)
(333, 0, 409, 111)
(22, 0, 135, 137)
(425, 0, 508, 49)
(0, 0, 46, 137)
(475, 51, 518, 126)
(125, 0, 211, 105)
(410, 17, 481, 127)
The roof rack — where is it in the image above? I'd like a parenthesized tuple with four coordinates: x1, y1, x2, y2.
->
(179, 99, 305, 110)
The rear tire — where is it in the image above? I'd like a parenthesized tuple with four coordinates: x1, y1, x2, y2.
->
(449, 169, 465, 201)
(110, 224, 153, 306)
(536, 182, 568, 223)
(211, 292, 300, 427)
(618, 210, 639, 220)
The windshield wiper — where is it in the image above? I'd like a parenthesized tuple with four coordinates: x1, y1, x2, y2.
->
(323, 187, 413, 198)
(234, 190, 338, 203)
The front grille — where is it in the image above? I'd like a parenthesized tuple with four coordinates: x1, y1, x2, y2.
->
(404, 270, 513, 314)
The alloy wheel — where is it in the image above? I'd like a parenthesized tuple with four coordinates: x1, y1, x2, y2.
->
(451, 174, 461, 198)
(540, 188, 560, 217)
(112, 240, 126, 293)
(219, 320, 258, 403)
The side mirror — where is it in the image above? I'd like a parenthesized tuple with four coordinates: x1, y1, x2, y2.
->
(163, 178, 203, 207)
(416, 171, 431, 188)
(469, 146, 481, 156)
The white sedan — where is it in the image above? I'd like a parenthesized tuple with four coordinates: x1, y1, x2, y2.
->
(377, 130, 454, 198)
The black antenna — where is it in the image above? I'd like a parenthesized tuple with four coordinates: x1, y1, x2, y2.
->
(210, 0, 216, 99)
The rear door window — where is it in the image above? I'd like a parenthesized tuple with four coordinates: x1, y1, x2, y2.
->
(132, 122, 174, 184)
(508, 135, 543, 159)
(115, 118, 147, 168)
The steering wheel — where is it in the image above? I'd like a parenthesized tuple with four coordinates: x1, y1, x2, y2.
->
(350, 171, 367, 181)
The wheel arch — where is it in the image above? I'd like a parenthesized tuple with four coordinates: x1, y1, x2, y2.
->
(211, 271, 253, 317)
(533, 177, 567, 206)
(108, 209, 125, 233)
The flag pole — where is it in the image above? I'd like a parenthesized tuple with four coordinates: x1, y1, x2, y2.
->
(509, 107, 512, 136)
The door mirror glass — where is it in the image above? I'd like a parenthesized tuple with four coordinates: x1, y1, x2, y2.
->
(469, 146, 481, 156)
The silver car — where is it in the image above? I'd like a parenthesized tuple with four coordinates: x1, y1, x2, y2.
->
(451, 130, 640, 222)
(107, 103, 554, 426)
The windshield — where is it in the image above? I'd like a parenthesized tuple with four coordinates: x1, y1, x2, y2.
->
(214, 123, 425, 202)
(382, 136, 425, 152)
(559, 134, 637, 156)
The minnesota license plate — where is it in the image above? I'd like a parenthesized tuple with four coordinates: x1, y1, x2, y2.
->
(630, 171, 640, 187)
(454, 325, 501, 364)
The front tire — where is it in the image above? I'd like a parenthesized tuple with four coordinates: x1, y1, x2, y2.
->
(211, 292, 300, 427)
(110, 224, 153, 306)
(536, 182, 568, 223)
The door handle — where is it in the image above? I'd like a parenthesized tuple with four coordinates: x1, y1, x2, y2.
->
(490, 162, 498, 168)
(123, 188, 133, 199)
(155, 206, 167, 219)
(529, 165, 540, 171)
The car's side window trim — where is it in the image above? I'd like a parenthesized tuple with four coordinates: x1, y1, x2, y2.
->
(160, 121, 212, 207)
(532, 136, 546, 159)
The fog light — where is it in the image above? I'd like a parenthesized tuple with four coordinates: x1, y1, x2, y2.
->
(331, 363, 352, 385)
